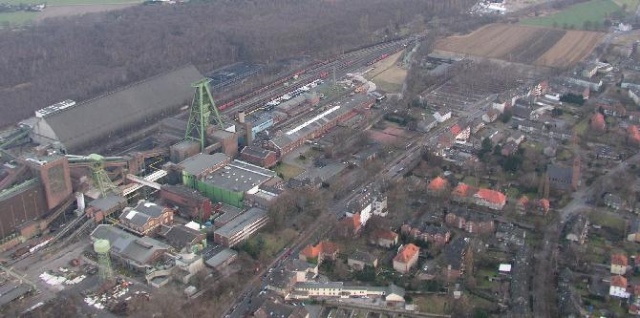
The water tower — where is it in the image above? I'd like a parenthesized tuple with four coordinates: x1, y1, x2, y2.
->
(93, 239, 113, 281)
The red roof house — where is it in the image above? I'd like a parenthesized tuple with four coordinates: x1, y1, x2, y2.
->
(473, 188, 507, 210)
(427, 176, 449, 193)
(590, 112, 606, 132)
(393, 243, 420, 273)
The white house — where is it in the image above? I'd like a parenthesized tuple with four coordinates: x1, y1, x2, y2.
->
(433, 110, 452, 123)
(372, 196, 388, 217)
(610, 275, 630, 298)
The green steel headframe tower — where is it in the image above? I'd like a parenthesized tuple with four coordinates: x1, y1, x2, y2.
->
(185, 78, 224, 151)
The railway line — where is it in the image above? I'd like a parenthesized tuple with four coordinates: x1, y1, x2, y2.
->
(219, 38, 410, 117)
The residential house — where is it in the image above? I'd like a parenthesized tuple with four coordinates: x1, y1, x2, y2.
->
(630, 87, 640, 105)
(517, 120, 545, 134)
(501, 141, 519, 157)
(445, 209, 495, 235)
(516, 196, 530, 214)
(630, 125, 640, 144)
(590, 112, 606, 132)
(516, 196, 549, 215)
(393, 243, 420, 274)
(628, 218, 640, 242)
(629, 285, 640, 315)
(372, 196, 388, 217)
(433, 110, 452, 123)
(530, 80, 549, 97)
(627, 111, 640, 124)
(284, 258, 318, 283)
(443, 237, 471, 281)
(538, 198, 550, 215)
(565, 215, 589, 244)
(119, 200, 174, 236)
(604, 193, 625, 210)
(492, 98, 509, 113)
(347, 250, 378, 270)
(482, 110, 499, 123)
(599, 102, 627, 118)
(610, 275, 631, 298)
(547, 125, 572, 140)
(470, 119, 485, 134)
(547, 162, 580, 191)
(337, 214, 362, 237)
(370, 229, 399, 248)
(507, 132, 525, 145)
(619, 22, 633, 31)
(452, 183, 476, 203)
(417, 116, 438, 133)
(266, 270, 297, 296)
(427, 176, 449, 194)
(581, 63, 599, 78)
(473, 188, 507, 210)
(566, 76, 603, 92)
(450, 124, 471, 143)
(299, 241, 339, 264)
(401, 224, 451, 247)
(611, 254, 629, 275)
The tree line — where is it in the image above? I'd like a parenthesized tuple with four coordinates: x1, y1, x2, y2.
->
(0, 0, 476, 128)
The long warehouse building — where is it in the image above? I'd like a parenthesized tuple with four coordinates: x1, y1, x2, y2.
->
(29, 65, 203, 152)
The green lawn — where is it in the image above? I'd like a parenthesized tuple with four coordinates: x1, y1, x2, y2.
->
(0, 11, 38, 26)
(274, 162, 304, 180)
(413, 295, 449, 314)
(521, 0, 622, 30)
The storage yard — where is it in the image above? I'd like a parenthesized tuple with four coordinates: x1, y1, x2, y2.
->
(435, 24, 604, 67)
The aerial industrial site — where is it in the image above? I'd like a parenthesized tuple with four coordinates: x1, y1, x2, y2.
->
(3, 0, 640, 317)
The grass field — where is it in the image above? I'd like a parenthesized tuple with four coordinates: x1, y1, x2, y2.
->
(274, 162, 305, 180)
(413, 295, 449, 314)
(0, 0, 140, 27)
(521, 0, 622, 29)
(0, 11, 38, 26)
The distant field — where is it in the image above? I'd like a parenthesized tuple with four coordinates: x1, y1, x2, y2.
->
(0, 11, 37, 26)
(520, 0, 622, 29)
(2, 0, 139, 5)
(0, 0, 141, 26)
(435, 23, 603, 68)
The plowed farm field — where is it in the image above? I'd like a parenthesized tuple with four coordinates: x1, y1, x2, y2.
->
(435, 24, 604, 67)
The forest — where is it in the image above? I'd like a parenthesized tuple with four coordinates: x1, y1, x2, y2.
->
(0, 0, 476, 128)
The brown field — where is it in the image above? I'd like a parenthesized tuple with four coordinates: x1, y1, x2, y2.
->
(534, 30, 604, 67)
(436, 23, 604, 67)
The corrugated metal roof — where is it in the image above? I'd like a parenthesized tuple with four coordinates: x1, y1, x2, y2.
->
(37, 65, 203, 151)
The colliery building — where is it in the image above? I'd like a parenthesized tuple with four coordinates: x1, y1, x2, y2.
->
(91, 224, 172, 271)
(180, 156, 275, 208)
(213, 207, 268, 247)
(264, 95, 367, 158)
(29, 65, 203, 152)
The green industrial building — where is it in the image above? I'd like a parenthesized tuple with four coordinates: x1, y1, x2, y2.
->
(181, 159, 274, 208)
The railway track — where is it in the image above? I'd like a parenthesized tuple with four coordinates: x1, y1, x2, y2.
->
(220, 39, 409, 117)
